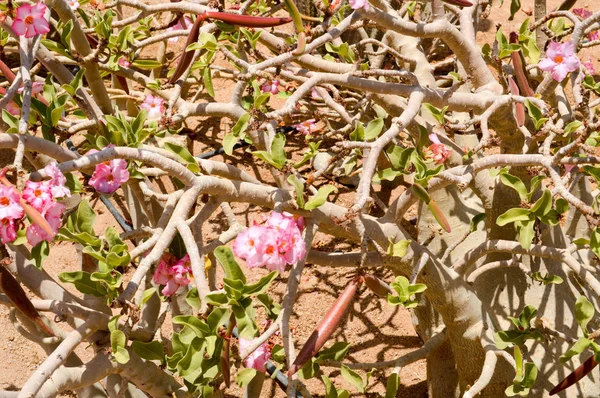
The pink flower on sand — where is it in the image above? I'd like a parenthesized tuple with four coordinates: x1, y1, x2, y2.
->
(11, 3, 51, 38)
(538, 41, 580, 82)
(153, 253, 192, 296)
(167, 17, 192, 43)
(261, 80, 281, 95)
(294, 119, 318, 135)
(140, 94, 165, 120)
(0, 185, 24, 221)
(88, 147, 130, 194)
(118, 57, 131, 68)
(348, 0, 370, 11)
(26, 201, 65, 246)
(6, 101, 20, 116)
(583, 57, 596, 75)
(427, 134, 450, 165)
(238, 337, 271, 373)
(43, 161, 71, 199)
(22, 181, 53, 213)
(0, 218, 18, 244)
(233, 212, 306, 272)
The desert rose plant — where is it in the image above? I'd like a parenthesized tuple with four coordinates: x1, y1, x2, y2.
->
(2, 0, 600, 397)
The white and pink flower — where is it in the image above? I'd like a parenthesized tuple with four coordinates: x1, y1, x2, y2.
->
(0, 185, 24, 221)
(11, 3, 50, 38)
(348, 0, 370, 11)
(43, 162, 71, 199)
(26, 201, 65, 246)
(22, 181, 53, 213)
(140, 94, 165, 120)
(88, 147, 130, 194)
(294, 119, 318, 135)
(538, 41, 580, 82)
(238, 337, 271, 373)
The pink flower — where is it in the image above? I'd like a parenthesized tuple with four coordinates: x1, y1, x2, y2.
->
(583, 57, 596, 75)
(0, 185, 24, 221)
(68, 0, 80, 10)
(538, 41, 580, 82)
(427, 134, 450, 165)
(140, 94, 165, 120)
(18, 82, 43, 95)
(238, 337, 271, 373)
(22, 181, 53, 213)
(153, 253, 192, 296)
(26, 201, 65, 246)
(11, 3, 50, 38)
(311, 88, 322, 99)
(294, 119, 318, 135)
(0, 218, 18, 244)
(573, 8, 592, 19)
(261, 80, 281, 95)
(167, 17, 192, 43)
(43, 161, 71, 198)
(348, 0, 369, 10)
(234, 212, 307, 272)
(118, 57, 131, 68)
(233, 225, 272, 268)
(88, 147, 130, 194)
(6, 102, 20, 116)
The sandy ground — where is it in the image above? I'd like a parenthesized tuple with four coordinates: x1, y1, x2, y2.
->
(1, 0, 596, 396)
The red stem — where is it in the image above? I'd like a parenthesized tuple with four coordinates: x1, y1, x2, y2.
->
(287, 276, 363, 376)
(550, 356, 598, 395)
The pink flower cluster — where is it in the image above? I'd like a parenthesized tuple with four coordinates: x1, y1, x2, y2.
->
(88, 146, 130, 194)
(11, 3, 50, 38)
(294, 119, 318, 135)
(261, 80, 281, 95)
(239, 337, 271, 373)
(426, 133, 450, 165)
(233, 212, 306, 273)
(152, 253, 193, 296)
(538, 41, 580, 82)
(573, 8, 599, 41)
(0, 162, 70, 246)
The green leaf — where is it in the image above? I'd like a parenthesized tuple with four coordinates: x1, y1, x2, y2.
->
(236, 368, 258, 388)
(518, 218, 536, 249)
(214, 246, 246, 283)
(530, 272, 563, 285)
(222, 133, 238, 156)
(163, 142, 200, 173)
(31, 241, 49, 269)
(58, 271, 107, 296)
(322, 375, 338, 398)
(317, 342, 350, 361)
(524, 100, 548, 130)
(294, 141, 321, 168)
(111, 330, 130, 363)
(341, 365, 364, 393)
(304, 185, 338, 210)
(287, 175, 305, 209)
(385, 373, 400, 398)
(131, 340, 164, 362)
(140, 287, 157, 308)
(564, 121, 583, 137)
(364, 118, 384, 141)
(172, 315, 211, 337)
(131, 59, 163, 70)
(185, 287, 201, 310)
(270, 133, 287, 168)
(387, 238, 410, 257)
(470, 213, 487, 232)
(496, 208, 532, 226)
(530, 189, 552, 217)
(575, 295, 595, 334)
(232, 112, 251, 136)
(233, 301, 258, 339)
(243, 271, 278, 296)
(560, 337, 591, 363)
(203, 67, 214, 98)
(509, 0, 521, 20)
(591, 228, 600, 260)
(422, 103, 448, 124)
(499, 172, 528, 201)
(349, 123, 364, 141)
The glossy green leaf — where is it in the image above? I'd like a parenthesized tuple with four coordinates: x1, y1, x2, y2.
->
(236, 368, 257, 388)
(214, 246, 246, 283)
(163, 142, 200, 173)
(58, 271, 107, 296)
(172, 315, 211, 337)
(560, 337, 591, 363)
(496, 208, 531, 226)
(385, 373, 400, 398)
(575, 295, 595, 334)
(287, 174, 305, 209)
(387, 238, 410, 257)
(243, 271, 278, 296)
(304, 185, 338, 210)
(131, 340, 164, 362)
(341, 365, 364, 393)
